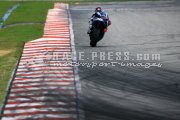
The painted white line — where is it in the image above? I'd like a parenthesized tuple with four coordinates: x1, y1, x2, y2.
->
(44, 32, 70, 34)
(47, 14, 67, 16)
(43, 34, 70, 36)
(45, 20, 68, 22)
(48, 11, 67, 13)
(44, 30, 69, 32)
(10, 86, 75, 92)
(44, 26, 69, 28)
(68, 4, 84, 120)
(45, 23, 68, 25)
(23, 50, 71, 54)
(44, 31, 69, 33)
(47, 12, 67, 15)
(6, 102, 76, 108)
(44, 25, 69, 27)
(11, 86, 75, 93)
(47, 16, 68, 18)
(68, 4, 82, 98)
(18, 62, 72, 66)
(23, 46, 70, 50)
(46, 20, 68, 22)
(4, 107, 76, 114)
(24, 46, 71, 48)
(24, 46, 70, 51)
(16, 70, 73, 74)
(9, 90, 76, 96)
(24, 45, 70, 48)
(44, 33, 70, 35)
(2, 114, 77, 120)
(23, 49, 71, 52)
(14, 77, 42, 80)
(17, 67, 72, 70)
(17, 65, 72, 68)
(14, 73, 74, 77)
(18, 63, 72, 66)
(15, 75, 73, 78)
(20, 58, 71, 61)
(21, 53, 71, 57)
(45, 19, 68, 21)
(44, 29, 69, 31)
(47, 17, 67, 20)
(20, 57, 71, 60)
(13, 79, 73, 83)
(45, 22, 68, 25)
(14, 76, 73, 80)
(27, 41, 71, 44)
(21, 53, 71, 56)
(29, 38, 69, 41)
(43, 33, 69, 35)
(15, 73, 73, 77)
(8, 96, 76, 102)
(12, 82, 74, 87)
(43, 33, 69, 36)
(14, 80, 74, 83)
(48, 9, 66, 11)
(13, 79, 74, 84)
(14, 77, 74, 80)
(17, 70, 71, 74)
(20, 55, 72, 59)
(25, 45, 70, 47)
(44, 27, 69, 29)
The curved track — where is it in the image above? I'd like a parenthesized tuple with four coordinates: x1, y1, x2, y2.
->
(70, 1, 180, 120)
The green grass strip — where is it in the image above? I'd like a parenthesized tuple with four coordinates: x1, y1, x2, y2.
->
(0, 25, 44, 104)
(4, 1, 54, 25)
(0, 1, 54, 106)
(0, 1, 17, 19)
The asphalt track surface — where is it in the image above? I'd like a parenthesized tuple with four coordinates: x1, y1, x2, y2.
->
(70, 1, 180, 120)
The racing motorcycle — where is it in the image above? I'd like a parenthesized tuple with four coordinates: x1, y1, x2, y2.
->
(88, 16, 110, 47)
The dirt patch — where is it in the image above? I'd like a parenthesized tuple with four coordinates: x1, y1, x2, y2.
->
(0, 49, 13, 56)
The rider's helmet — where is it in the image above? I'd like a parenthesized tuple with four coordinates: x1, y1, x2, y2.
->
(95, 7, 102, 13)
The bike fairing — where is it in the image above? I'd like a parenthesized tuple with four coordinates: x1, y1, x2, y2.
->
(88, 7, 111, 34)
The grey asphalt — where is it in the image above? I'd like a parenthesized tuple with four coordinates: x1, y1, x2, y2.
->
(70, 1, 180, 120)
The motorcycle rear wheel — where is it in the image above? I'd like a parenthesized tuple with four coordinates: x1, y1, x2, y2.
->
(89, 28, 100, 47)
(90, 40, 97, 47)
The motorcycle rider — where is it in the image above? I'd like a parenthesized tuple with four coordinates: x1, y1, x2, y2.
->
(87, 7, 111, 34)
